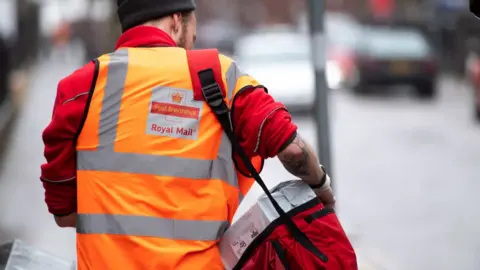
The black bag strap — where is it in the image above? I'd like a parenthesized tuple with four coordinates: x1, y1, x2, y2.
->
(197, 68, 328, 263)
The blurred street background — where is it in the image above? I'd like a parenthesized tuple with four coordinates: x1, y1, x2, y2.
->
(0, 0, 479, 269)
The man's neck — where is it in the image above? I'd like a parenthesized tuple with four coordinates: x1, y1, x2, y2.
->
(142, 20, 173, 37)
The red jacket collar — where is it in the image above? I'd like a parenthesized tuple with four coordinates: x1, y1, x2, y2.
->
(115, 26, 177, 49)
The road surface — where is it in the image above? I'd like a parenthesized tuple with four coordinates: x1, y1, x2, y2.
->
(0, 55, 479, 270)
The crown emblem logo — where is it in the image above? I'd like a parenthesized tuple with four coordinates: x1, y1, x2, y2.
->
(171, 92, 183, 103)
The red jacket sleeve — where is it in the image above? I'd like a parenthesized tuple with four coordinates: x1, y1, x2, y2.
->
(40, 61, 96, 215)
(232, 87, 297, 159)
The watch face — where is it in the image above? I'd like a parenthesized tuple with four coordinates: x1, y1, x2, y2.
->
(472, 0, 480, 18)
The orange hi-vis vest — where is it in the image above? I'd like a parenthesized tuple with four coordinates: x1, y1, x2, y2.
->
(75, 47, 263, 270)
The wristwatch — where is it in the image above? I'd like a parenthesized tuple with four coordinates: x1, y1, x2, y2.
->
(309, 165, 327, 189)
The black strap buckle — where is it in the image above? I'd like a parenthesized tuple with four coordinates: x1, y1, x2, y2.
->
(201, 82, 229, 115)
(202, 82, 223, 106)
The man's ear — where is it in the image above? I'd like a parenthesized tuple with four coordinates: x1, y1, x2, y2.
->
(171, 13, 182, 32)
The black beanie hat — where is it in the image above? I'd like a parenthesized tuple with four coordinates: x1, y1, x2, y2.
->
(117, 0, 196, 32)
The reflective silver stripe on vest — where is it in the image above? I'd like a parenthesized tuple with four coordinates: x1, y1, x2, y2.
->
(225, 61, 249, 101)
(225, 60, 249, 206)
(76, 49, 245, 240)
(77, 214, 230, 241)
(78, 150, 235, 180)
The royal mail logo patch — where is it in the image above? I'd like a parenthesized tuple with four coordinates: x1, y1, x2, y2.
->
(150, 102, 200, 119)
(146, 87, 202, 140)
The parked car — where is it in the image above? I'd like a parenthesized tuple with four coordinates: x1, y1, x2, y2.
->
(0, 34, 15, 140)
(325, 12, 363, 90)
(233, 15, 361, 112)
(329, 26, 438, 98)
(234, 28, 314, 112)
(465, 46, 480, 122)
(0, 0, 18, 139)
(0, 0, 13, 105)
(0, 36, 10, 105)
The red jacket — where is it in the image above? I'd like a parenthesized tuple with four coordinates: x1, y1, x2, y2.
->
(41, 26, 297, 215)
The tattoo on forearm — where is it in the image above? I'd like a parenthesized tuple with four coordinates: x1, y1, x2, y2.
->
(278, 136, 310, 177)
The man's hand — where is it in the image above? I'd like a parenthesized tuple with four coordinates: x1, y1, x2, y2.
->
(54, 213, 77, 228)
(313, 186, 336, 209)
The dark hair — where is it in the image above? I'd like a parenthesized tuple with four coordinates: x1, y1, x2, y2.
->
(150, 11, 192, 27)
(180, 11, 193, 25)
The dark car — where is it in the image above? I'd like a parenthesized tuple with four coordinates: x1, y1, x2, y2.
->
(465, 46, 480, 122)
(330, 26, 438, 98)
(0, 36, 10, 106)
(474, 70, 480, 122)
(0, 34, 15, 141)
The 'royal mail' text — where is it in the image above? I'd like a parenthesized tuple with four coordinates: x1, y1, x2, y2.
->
(151, 124, 196, 136)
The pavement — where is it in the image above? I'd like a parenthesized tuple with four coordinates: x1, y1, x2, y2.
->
(0, 54, 480, 269)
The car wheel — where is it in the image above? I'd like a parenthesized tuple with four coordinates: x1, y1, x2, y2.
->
(352, 82, 369, 95)
(415, 81, 436, 99)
